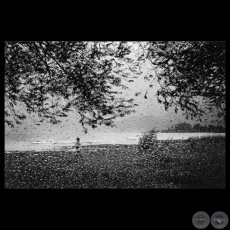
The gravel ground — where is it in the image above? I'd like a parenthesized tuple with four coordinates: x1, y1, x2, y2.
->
(4, 137, 225, 189)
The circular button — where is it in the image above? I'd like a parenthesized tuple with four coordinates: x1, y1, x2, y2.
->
(211, 211, 228, 229)
(192, 211, 210, 229)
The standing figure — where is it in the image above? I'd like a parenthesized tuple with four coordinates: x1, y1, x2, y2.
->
(75, 137, 81, 153)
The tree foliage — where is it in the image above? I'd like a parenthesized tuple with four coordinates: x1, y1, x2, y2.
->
(5, 41, 225, 131)
(134, 41, 225, 121)
(5, 41, 140, 132)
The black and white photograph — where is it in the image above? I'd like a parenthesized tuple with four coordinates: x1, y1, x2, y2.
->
(4, 41, 226, 189)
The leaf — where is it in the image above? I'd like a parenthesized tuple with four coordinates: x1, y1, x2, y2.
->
(135, 92, 141, 96)
(144, 93, 147, 99)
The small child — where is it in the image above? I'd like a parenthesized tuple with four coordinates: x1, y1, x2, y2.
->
(75, 137, 81, 153)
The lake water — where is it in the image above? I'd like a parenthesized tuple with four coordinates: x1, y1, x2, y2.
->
(5, 132, 225, 152)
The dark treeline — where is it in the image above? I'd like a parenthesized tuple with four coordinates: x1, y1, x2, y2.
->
(161, 122, 225, 133)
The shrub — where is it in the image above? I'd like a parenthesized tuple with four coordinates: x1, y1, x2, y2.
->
(137, 128, 158, 154)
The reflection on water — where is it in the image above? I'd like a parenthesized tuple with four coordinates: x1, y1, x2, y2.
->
(5, 132, 225, 151)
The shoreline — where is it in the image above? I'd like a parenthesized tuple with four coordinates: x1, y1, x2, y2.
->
(5, 144, 138, 153)
(5, 134, 225, 152)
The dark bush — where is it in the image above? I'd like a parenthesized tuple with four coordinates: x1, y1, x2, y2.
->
(137, 129, 158, 154)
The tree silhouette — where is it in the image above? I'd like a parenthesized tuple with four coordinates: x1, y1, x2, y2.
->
(5, 41, 225, 132)
(174, 122, 192, 132)
(193, 124, 203, 132)
(166, 122, 225, 133)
